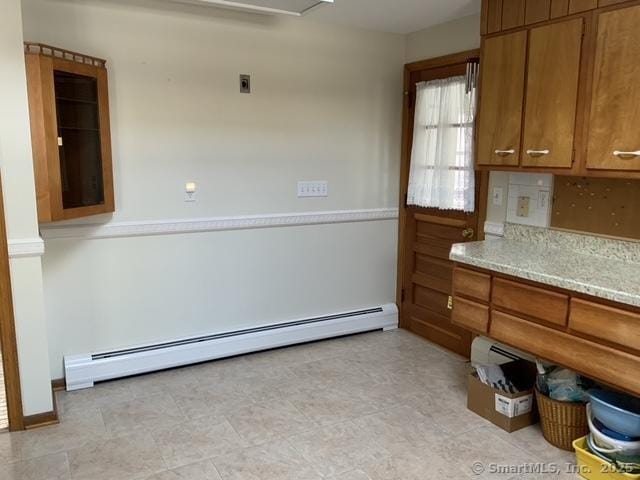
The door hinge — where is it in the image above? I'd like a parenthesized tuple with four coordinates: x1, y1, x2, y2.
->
(401, 289, 406, 303)
(447, 296, 454, 310)
(57, 136, 63, 147)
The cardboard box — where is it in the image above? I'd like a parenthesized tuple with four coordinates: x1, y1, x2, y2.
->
(467, 361, 539, 433)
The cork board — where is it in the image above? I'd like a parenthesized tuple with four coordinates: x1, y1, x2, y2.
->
(551, 176, 640, 240)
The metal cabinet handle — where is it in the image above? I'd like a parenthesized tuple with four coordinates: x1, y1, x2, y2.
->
(494, 149, 515, 156)
(462, 227, 475, 239)
(526, 149, 550, 157)
(613, 150, 640, 159)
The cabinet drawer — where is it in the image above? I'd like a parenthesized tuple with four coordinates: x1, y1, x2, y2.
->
(492, 278, 569, 326)
(452, 297, 490, 334)
(569, 299, 640, 353)
(453, 268, 491, 302)
(490, 310, 640, 396)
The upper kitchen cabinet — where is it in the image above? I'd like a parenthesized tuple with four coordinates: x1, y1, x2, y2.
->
(521, 18, 583, 168)
(477, 18, 583, 169)
(585, 4, 640, 172)
(477, 0, 640, 178)
(24, 43, 114, 223)
(477, 32, 527, 167)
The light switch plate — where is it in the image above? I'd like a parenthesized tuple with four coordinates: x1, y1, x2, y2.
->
(297, 181, 328, 198)
(492, 187, 504, 206)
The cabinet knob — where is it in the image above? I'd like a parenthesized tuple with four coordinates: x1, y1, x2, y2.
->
(526, 149, 550, 157)
(494, 149, 515, 156)
(462, 227, 475, 239)
(613, 150, 640, 159)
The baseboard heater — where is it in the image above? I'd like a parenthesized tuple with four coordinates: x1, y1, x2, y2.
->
(64, 303, 398, 391)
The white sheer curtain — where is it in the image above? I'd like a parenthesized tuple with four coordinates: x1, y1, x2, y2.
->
(407, 75, 477, 212)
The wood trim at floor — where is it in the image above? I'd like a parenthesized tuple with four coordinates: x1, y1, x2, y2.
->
(23, 385, 59, 430)
(51, 378, 66, 392)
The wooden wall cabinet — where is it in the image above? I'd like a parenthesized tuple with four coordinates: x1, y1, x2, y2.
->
(478, 0, 640, 178)
(24, 43, 114, 223)
(586, 5, 640, 172)
(477, 18, 583, 169)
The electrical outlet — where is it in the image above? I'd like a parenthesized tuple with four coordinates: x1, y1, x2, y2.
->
(297, 181, 328, 198)
(517, 196, 530, 217)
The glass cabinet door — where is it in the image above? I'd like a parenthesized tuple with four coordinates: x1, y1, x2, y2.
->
(54, 70, 105, 209)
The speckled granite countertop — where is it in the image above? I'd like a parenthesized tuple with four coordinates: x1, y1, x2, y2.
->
(450, 224, 640, 308)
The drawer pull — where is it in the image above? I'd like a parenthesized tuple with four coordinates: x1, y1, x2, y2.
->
(494, 149, 515, 156)
(526, 149, 550, 157)
(613, 150, 640, 159)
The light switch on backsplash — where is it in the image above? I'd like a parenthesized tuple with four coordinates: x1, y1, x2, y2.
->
(506, 173, 553, 228)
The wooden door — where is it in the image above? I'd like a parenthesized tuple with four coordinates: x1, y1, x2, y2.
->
(401, 210, 480, 357)
(398, 51, 485, 358)
(477, 31, 528, 166)
(586, 5, 640, 171)
(521, 18, 584, 168)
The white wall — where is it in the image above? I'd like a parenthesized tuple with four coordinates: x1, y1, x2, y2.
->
(0, 0, 53, 415)
(21, 0, 405, 379)
(405, 14, 481, 63)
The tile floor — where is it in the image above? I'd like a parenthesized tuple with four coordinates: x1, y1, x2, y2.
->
(0, 329, 582, 480)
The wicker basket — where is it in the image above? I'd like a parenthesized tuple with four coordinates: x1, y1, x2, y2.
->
(535, 388, 589, 451)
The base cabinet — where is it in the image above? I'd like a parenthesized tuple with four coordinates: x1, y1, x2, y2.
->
(452, 265, 640, 397)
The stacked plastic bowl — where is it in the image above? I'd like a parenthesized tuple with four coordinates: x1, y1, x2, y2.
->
(586, 389, 640, 473)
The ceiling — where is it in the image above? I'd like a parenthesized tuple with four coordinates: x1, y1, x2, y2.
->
(306, 0, 481, 34)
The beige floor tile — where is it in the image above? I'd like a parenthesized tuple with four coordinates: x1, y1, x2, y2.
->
(150, 415, 248, 469)
(288, 421, 391, 477)
(144, 460, 222, 480)
(171, 384, 252, 420)
(55, 382, 133, 416)
(404, 392, 492, 435)
(432, 426, 542, 480)
(487, 423, 573, 463)
(0, 331, 573, 480)
(0, 452, 69, 480)
(0, 430, 22, 464)
(225, 400, 316, 446)
(288, 386, 380, 427)
(17, 408, 107, 460)
(122, 368, 199, 399)
(327, 470, 372, 480)
(351, 405, 447, 453)
(67, 432, 166, 480)
(213, 440, 322, 480)
(100, 393, 185, 437)
(360, 442, 464, 480)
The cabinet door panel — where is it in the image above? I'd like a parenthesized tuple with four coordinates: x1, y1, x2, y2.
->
(568, 0, 597, 13)
(477, 31, 527, 166)
(587, 6, 640, 171)
(525, 0, 551, 24)
(522, 18, 583, 168)
(502, 0, 526, 29)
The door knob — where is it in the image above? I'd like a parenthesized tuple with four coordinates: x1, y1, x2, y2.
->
(462, 228, 475, 239)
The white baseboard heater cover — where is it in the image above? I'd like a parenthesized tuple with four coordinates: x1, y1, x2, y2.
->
(64, 303, 398, 391)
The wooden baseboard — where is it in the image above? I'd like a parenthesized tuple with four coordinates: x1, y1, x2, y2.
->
(22, 383, 59, 430)
(51, 378, 66, 392)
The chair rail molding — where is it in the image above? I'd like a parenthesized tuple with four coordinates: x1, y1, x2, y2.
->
(8, 238, 45, 258)
(40, 208, 400, 241)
